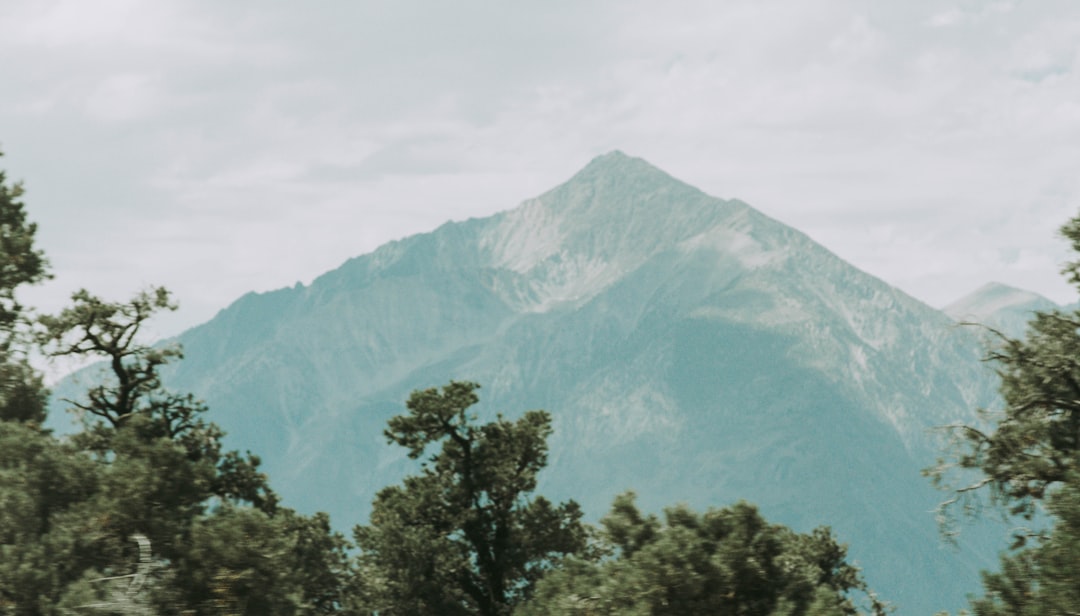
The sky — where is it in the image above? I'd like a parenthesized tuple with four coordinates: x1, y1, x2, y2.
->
(3, 0, 1080, 345)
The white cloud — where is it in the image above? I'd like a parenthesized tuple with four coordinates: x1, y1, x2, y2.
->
(6, 0, 1080, 340)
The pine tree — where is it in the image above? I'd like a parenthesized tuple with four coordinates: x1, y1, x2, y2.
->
(353, 381, 588, 616)
(516, 493, 886, 616)
(35, 289, 354, 615)
(0, 151, 354, 615)
(0, 149, 50, 426)
(927, 212, 1080, 613)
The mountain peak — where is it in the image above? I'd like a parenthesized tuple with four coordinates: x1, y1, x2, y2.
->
(477, 152, 754, 309)
(944, 281, 1059, 338)
(571, 150, 677, 184)
(585, 149, 636, 167)
(534, 151, 717, 223)
(945, 282, 1055, 316)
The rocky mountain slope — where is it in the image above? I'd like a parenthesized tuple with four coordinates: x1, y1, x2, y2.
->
(56, 152, 1006, 613)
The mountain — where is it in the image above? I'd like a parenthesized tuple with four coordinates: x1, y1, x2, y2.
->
(55, 151, 1006, 613)
(945, 282, 1062, 339)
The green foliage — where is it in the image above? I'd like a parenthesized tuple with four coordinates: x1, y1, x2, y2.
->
(0, 151, 357, 615)
(927, 214, 1080, 536)
(353, 381, 589, 616)
(967, 475, 1080, 615)
(0, 422, 99, 614)
(34, 288, 359, 615)
(36, 288, 279, 556)
(0, 152, 75, 613)
(928, 212, 1080, 613)
(0, 360, 47, 425)
(928, 216, 1080, 529)
(168, 506, 354, 616)
(517, 493, 886, 616)
(37, 287, 279, 513)
(0, 287, 357, 615)
(0, 150, 49, 343)
(0, 149, 49, 426)
(927, 307, 1080, 528)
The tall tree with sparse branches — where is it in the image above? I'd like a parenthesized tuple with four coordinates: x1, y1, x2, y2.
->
(37, 287, 279, 513)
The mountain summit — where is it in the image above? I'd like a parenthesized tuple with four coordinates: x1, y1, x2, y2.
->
(945, 281, 1061, 338)
(477, 151, 756, 311)
(62, 152, 1003, 612)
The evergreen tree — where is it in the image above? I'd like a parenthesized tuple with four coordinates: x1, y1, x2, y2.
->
(928, 215, 1080, 529)
(0, 149, 80, 614)
(0, 152, 353, 614)
(34, 289, 354, 615)
(926, 305, 1080, 528)
(167, 506, 354, 615)
(516, 493, 886, 616)
(927, 212, 1080, 612)
(36, 288, 279, 558)
(0, 148, 50, 426)
(0, 150, 48, 337)
(963, 474, 1080, 615)
(0, 421, 99, 614)
(353, 381, 588, 616)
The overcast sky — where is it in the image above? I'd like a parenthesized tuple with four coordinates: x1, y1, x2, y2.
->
(3, 0, 1080, 342)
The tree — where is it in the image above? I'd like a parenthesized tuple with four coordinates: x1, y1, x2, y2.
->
(926, 212, 1080, 613)
(0, 420, 100, 614)
(517, 493, 886, 616)
(166, 506, 355, 615)
(965, 474, 1080, 615)
(35, 288, 358, 615)
(353, 381, 588, 616)
(0, 148, 50, 425)
(0, 150, 48, 340)
(926, 307, 1080, 531)
(0, 150, 355, 615)
(36, 288, 279, 519)
(5, 287, 358, 616)
(0, 150, 88, 614)
(927, 214, 1080, 532)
